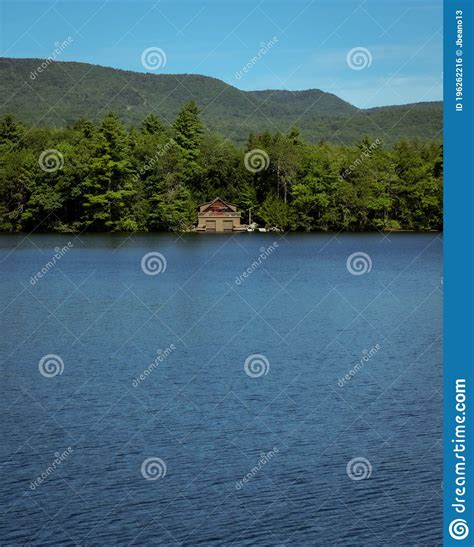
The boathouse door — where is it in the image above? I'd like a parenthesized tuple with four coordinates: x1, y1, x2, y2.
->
(206, 219, 216, 232)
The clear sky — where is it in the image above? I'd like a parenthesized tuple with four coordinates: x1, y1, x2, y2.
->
(0, 0, 443, 108)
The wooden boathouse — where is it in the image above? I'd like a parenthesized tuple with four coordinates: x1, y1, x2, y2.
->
(196, 198, 246, 232)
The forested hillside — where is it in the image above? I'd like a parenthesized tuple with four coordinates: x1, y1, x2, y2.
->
(0, 58, 442, 145)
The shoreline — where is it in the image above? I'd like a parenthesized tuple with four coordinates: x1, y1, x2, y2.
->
(0, 229, 443, 235)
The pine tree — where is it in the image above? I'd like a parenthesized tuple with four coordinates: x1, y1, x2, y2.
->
(141, 113, 167, 136)
(172, 101, 203, 182)
(82, 113, 136, 230)
(0, 115, 25, 146)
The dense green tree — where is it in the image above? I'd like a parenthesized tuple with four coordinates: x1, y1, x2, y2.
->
(172, 101, 203, 183)
(0, 110, 443, 233)
(82, 113, 135, 230)
(0, 114, 25, 146)
(259, 194, 294, 230)
(141, 113, 167, 136)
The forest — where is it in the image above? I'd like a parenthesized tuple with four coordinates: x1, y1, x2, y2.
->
(0, 101, 443, 233)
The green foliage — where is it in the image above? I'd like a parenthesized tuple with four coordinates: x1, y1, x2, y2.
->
(0, 58, 442, 145)
(0, 114, 25, 144)
(172, 100, 203, 183)
(259, 195, 294, 230)
(141, 113, 167, 136)
(0, 109, 443, 233)
(82, 112, 135, 231)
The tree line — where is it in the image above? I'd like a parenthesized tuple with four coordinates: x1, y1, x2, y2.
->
(0, 101, 443, 233)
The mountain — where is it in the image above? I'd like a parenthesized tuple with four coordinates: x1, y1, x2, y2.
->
(0, 57, 442, 145)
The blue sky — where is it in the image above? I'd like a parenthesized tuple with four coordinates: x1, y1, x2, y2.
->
(0, 0, 443, 108)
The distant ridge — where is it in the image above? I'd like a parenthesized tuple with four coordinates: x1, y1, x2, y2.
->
(0, 57, 443, 144)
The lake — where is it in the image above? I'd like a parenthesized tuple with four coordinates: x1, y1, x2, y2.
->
(0, 232, 442, 545)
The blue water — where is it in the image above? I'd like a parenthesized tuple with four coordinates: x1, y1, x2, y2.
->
(0, 233, 442, 545)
